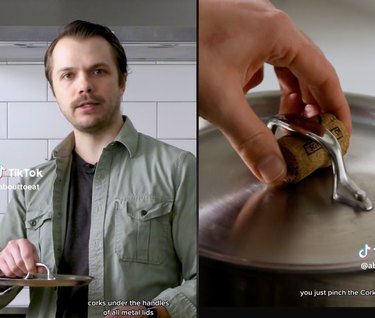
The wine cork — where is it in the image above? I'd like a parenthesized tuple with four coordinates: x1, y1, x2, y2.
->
(278, 113, 349, 183)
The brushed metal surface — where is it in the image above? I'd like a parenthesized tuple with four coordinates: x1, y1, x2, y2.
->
(199, 92, 375, 273)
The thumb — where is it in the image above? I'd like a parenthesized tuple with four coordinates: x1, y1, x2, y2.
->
(212, 89, 287, 185)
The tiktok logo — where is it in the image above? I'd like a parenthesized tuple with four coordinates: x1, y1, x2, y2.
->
(359, 243, 372, 258)
(0, 163, 6, 180)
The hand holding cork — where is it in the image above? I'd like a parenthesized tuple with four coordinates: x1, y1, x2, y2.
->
(199, 0, 352, 185)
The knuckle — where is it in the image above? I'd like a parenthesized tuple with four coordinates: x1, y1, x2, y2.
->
(14, 258, 24, 268)
(21, 249, 33, 259)
(19, 238, 29, 245)
(267, 9, 292, 29)
(237, 130, 271, 155)
(0, 249, 9, 258)
(7, 240, 16, 248)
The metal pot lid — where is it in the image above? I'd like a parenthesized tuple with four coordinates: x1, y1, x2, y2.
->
(0, 263, 92, 287)
(0, 274, 93, 287)
(199, 92, 375, 273)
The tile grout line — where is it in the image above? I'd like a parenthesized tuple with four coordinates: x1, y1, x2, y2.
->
(156, 102, 159, 139)
(6, 101, 8, 139)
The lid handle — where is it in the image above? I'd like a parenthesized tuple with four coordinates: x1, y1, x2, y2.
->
(24, 262, 56, 280)
(267, 114, 373, 211)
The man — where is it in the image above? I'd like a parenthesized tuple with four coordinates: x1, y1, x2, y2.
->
(0, 20, 196, 318)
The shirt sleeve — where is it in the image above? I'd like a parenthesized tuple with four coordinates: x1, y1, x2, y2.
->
(153, 152, 197, 318)
(0, 184, 27, 309)
(0, 286, 23, 309)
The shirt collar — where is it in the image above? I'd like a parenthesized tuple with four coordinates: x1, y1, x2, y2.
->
(51, 116, 139, 159)
(51, 132, 75, 159)
(114, 116, 139, 158)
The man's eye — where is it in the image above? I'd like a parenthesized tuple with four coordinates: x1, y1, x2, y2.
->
(94, 69, 105, 75)
(62, 73, 73, 80)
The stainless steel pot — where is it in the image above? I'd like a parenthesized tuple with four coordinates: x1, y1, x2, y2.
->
(199, 92, 375, 306)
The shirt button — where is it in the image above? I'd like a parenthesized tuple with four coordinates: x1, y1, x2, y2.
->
(141, 210, 148, 216)
(30, 220, 37, 226)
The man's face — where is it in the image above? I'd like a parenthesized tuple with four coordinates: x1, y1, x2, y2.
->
(51, 36, 125, 133)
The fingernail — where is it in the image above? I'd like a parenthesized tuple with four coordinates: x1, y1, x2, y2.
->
(258, 155, 286, 184)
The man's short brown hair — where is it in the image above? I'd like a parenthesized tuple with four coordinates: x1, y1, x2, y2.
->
(44, 20, 128, 88)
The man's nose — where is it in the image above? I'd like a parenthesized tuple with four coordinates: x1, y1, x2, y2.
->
(78, 73, 93, 94)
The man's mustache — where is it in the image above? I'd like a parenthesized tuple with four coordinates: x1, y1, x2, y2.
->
(72, 95, 105, 108)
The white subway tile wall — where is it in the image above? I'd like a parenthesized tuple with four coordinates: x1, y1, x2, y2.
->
(120, 102, 157, 138)
(8, 102, 72, 139)
(0, 65, 47, 101)
(124, 64, 196, 102)
(0, 140, 47, 170)
(158, 102, 196, 139)
(0, 103, 6, 138)
(0, 61, 196, 217)
(0, 179, 7, 217)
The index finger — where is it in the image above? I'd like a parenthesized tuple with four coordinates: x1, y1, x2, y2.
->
(268, 21, 352, 135)
(18, 240, 39, 274)
(282, 33, 351, 134)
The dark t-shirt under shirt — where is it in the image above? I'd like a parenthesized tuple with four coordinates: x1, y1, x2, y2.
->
(56, 152, 95, 318)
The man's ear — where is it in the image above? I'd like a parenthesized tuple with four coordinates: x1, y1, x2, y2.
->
(120, 74, 127, 92)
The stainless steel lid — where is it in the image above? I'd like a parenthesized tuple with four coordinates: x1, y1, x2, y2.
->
(199, 92, 375, 273)
(0, 263, 93, 287)
(0, 274, 93, 287)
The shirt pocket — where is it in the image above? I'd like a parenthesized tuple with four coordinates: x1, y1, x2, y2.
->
(115, 199, 173, 264)
(25, 209, 53, 261)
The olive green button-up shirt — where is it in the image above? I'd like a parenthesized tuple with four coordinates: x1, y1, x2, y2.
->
(0, 117, 197, 318)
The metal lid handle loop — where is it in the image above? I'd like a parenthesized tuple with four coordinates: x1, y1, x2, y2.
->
(267, 114, 373, 211)
(24, 262, 56, 280)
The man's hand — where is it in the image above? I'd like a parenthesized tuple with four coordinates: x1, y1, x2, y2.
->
(0, 239, 40, 277)
(104, 305, 170, 318)
(199, 0, 351, 185)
